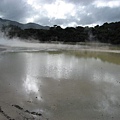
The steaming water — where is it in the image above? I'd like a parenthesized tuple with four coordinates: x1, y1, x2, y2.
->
(0, 37, 120, 120)
(0, 34, 120, 53)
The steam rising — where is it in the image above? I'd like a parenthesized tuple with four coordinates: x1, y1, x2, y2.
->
(0, 31, 120, 53)
(0, 32, 32, 47)
(0, 31, 80, 51)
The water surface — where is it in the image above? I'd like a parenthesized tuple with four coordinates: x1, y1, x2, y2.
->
(0, 50, 120, 120)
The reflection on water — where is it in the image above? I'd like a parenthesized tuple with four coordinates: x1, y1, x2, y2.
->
(0, 51, 120, 120)
(24, 75, 39, 94)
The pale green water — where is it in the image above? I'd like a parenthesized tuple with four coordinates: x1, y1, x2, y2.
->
(0, 50, 120, 120)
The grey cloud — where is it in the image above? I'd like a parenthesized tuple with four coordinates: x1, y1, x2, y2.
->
(65, 0, 95, 5)
(94, 7, 120, 22)
(0, 0, 120, 27)
(39, 0, 116, 5)
(35, 17, 51, 26)
(39, 0, 55, 4)
(77, 5, 120, 25)
(35, 17, 68, 26)
(0, 0, 31, 22)
(51, 18, 74, 26)
(35, 16, 77, 27)
(37, 0, 95, 5)
(40, 0, 95, 5)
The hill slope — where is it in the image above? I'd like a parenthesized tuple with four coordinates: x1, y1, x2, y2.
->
(0, 18, 49, 30)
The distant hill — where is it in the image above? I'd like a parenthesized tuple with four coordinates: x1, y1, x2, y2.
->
(0, 18, 49, 30)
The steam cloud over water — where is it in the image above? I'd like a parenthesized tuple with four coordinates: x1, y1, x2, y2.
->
(0, 32, 81, 51)
(0, 32, 52, 51)
(0, 32, 33, 47)
(0, 31, 120, 53)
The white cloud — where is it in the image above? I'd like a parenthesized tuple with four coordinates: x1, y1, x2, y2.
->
(25, 15, 40, 23)
(27, 0, 42, 10)
(67, 22, 78, 27)
(43, 0, 75, 19)
(93, 0, 120, 8)
(0, 15, 3, 18)
(25, 0, 76, 26)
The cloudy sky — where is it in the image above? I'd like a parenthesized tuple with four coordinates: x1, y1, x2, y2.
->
(0, 0, 120, 27)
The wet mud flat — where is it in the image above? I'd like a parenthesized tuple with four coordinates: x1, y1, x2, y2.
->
(0, 105, 43, 120)
(0, 49, 120, 120)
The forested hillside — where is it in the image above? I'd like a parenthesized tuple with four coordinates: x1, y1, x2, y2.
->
(1, 21, 120, 44)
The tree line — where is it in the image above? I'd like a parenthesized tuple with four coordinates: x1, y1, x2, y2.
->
(1, 21, 120, 44)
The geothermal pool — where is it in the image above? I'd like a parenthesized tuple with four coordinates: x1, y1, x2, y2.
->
(0, 44, 120, 120)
